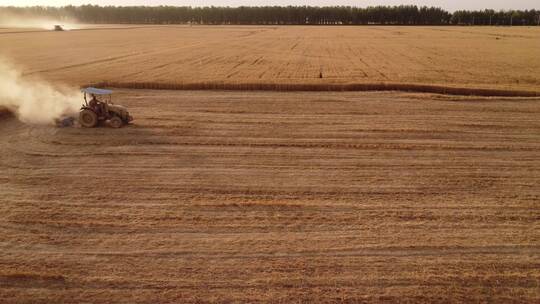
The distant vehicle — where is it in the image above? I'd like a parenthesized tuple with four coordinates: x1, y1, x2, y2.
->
(54, 25, 64, 31)
(79, 87, 133, 128)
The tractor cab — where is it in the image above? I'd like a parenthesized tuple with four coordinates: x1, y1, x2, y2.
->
(82, 87, 113, 107)
(80, 87, 133, 128)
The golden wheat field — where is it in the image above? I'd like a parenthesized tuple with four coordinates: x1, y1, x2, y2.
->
(0, 25, 539, 92)
(1, 25, 540, 303)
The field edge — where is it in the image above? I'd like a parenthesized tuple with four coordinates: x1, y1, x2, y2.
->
(89, 81, 540, 97)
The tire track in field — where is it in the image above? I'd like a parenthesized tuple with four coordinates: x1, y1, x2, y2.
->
(23, 53, 146, 75)
(4, 245, 538, 259)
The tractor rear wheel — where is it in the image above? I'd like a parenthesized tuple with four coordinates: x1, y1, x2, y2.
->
(109, 116, 123, 128)
(79, 109, 98, 128)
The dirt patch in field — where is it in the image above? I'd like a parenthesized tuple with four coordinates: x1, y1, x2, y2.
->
(0, 273, 66, 288)
(0, 106, 12, 118)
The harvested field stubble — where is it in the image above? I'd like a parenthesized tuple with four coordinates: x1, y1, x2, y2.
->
(1, 90, 539, 303)
(0, 25, 539, 93)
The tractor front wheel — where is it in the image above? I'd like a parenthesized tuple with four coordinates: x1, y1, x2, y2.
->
(79, 109, 98, 128)
(109, 116, 123, 128)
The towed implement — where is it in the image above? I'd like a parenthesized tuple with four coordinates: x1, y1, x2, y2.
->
(79, 87, 133, 128)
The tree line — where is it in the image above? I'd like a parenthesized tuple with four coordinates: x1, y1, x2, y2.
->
(1, 5, 539, 26)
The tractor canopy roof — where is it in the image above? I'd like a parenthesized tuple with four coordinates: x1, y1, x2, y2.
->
(82, 87, 113, 95)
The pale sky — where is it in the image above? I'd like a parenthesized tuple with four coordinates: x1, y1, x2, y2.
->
(0, 1, 538, 12)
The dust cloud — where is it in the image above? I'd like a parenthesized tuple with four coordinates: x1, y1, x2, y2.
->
(0, 58, 80, 124)
(0, 11, 78, 30)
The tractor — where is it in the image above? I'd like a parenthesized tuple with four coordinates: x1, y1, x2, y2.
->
(79, 87, 133, 128)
